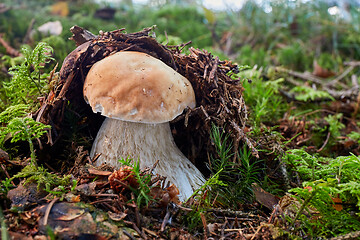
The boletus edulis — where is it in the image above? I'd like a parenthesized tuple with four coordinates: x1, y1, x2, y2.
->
(83, 51, 205, 201)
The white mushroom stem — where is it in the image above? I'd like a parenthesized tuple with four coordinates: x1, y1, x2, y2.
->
(90, 118, 205, 201)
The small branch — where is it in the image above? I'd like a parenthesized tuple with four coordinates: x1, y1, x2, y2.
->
(43, 197, 59, 226)
(0, 35, 21, 57)
(344, 61, 360, 66)
(208, 56, 219, 87)
(131, 193, 141, 229)
(230, 120, 259, 158)
(352, 82, 360, 119)
(160, 210, 171, 232)
(200, 212, 208, 239)
(250, 225, 263, 240)
(123, 229, 136, 240)
(23, 18, 35, 44)
(326, 65, 355, 87)
(323, 85, 359, 100)
(0, 164, 15, 185)
(276, 67, 324, 85)
(317, 131, 331, 153)
(328, 231, 360, 240)
(124, 220, 147, 239)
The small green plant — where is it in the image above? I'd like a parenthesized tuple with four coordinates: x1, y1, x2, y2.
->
(285, 150, 360, 237)
(191, 168, 227, 206)
(0, 43, 53, 164)
(285, 149, 322, 181)
(0, 178, 13, 197)
(3, 42, 54, 108)
(206, 124, 262, 207)
(324, 113, 345, 140)
(184, 169, 226, 231)
(289, 179, 360, 237)
(315, 52, 341, 72)
(11, 163, 72, 193)
(184, 125, 263, 231)
(236, 44, 270, 67)
(347, 131, 360, 144)
(238, 70, 285, 129)
(237, 145, 262, 193)
(118, 157, 152, 208)
(277, 41, 312, 71)
(46, 179, 78, 199)
(290, 85, 334, 102)
(0, 104, 50, 165)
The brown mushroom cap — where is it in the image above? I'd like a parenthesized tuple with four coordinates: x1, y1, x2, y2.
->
(83, 51, 196, 123)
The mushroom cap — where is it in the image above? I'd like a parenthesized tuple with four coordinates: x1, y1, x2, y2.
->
(83, 51, 196, 123)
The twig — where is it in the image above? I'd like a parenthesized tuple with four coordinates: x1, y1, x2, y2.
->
(324, 86, 359, 100)
(23, 18, 35, 44)
(160, 210, 171, 232)
(176, 204, 193, 212)
(317, 131, 331, 153)
(344, 61, 360, 66)
(102, 202, 119, 213)
(149, 159, 159, 174)
(43, 197, 59, 226)
(0, 164, 15, 185)
(179, 41, 192, 52)
(131, 193, 141, 229)
(276, 67, 324, 85)
(44, 162, 56, 173)
(222, 228, 245, 232)
(124, 220, 147, 239)
(200, 212, 208, 239)
(122, 229, 136, 240)
(326, 65, 355, 87)
(328, 230, 360, 240)
(250, 225, 263, 240)
(207, 208, 258, 218)
(221, 217, 228, 238)
(353, 81, 360, 119)
(230, 120, 259, 158)
(209, 56, 219, 87)
(89, 193, 119, 198)
(89, 199, 115, 205)
(0, 35, 21, 57)
(143, 228, 159, 237)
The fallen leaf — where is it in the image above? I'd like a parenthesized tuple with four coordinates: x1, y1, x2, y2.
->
(51, 1, 69, 16)
(252, 183, 280, 210)
(332, 197, 343, 211)
(56, 208, 85, 221)
(313, 61, 335, 78)
(107, 211, 127, 221)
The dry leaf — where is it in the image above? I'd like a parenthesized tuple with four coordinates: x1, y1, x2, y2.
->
(55, 208, 84, 221)
(51, 1, 69, 16)
(107, 211, 127, 221)
(332, 197, 343, 211)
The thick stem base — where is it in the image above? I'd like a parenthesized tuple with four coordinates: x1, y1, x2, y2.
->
(90, 118, 205, 201)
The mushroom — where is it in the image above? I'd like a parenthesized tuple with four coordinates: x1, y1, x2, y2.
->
(83, 51, 205, 201)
